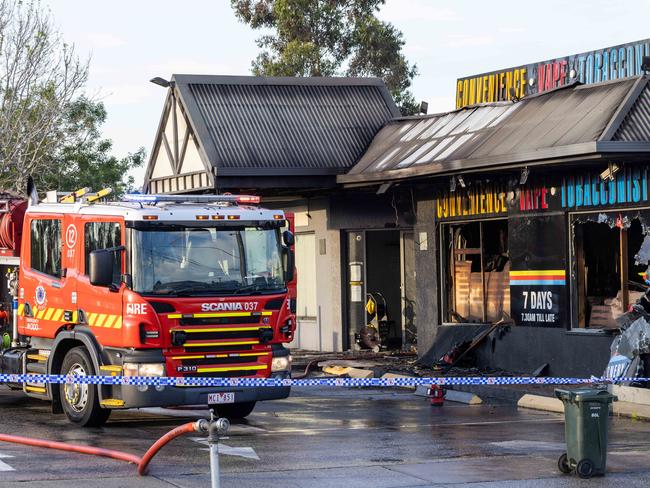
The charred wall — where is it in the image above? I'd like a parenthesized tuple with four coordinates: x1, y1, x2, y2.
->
(427, 325, 613, 377)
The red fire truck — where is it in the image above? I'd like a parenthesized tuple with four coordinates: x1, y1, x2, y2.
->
(0, 189, 296, 426)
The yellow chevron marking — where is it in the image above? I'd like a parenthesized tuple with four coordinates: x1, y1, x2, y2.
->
(52, 308, 64, 321)
(95, 314, 107, 328)
(72, 311, 78, 323)
(88, 313, 97, 326)
(113, 316, 122, 329)
(103, 315, 117, 328)
(196, 365, 266, 373)
(43, 308, 54, 320)
(17, 304, 24, 316)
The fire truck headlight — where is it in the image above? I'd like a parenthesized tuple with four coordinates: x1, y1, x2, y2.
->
(123, 362, 166, 377)
(271, 355, 291, 372)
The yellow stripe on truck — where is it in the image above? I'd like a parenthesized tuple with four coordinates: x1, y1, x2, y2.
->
(184, 340, 258, 348)
(167, 311, 273, 319)
(103, 315, 117, 328)
(175, 326, 272, 333)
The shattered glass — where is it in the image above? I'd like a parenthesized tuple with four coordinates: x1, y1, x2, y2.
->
(635, 235, 650, 266)
(605, 306, 650, 381)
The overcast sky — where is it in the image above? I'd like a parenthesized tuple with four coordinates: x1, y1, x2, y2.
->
(44, 0, 650, 187)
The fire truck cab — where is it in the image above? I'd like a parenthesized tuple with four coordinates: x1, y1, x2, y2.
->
(0, 191, 295, 426)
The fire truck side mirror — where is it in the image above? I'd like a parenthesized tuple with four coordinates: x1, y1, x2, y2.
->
(89, 249, 115, 288)
(283, 247, 295, 283)
(282, 230, 294, 246)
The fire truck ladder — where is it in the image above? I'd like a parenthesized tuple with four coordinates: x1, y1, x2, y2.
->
(53, 187, 113, 204)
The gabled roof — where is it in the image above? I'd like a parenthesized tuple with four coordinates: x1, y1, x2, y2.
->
(144, 75, 399, 193)
(340, 76, 650, 185)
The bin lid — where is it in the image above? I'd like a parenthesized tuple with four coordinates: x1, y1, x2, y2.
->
(555, 388, 618, 403)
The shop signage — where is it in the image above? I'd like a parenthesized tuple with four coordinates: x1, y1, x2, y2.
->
(510, 270, 565, 324)
(436, 184, 508, 220)
(517, 167, 650, 213)
(508, 215, 568, 328)
(456, 38, 650, 108)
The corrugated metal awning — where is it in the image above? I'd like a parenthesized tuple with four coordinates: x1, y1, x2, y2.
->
(340, 77, 650, 185)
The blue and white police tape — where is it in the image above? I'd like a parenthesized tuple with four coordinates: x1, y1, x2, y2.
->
(1, 373, 649, 388)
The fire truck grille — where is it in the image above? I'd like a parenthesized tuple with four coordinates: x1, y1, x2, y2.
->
(196, 370, 258, 378)
(179, 328, 268, 342)
(170, 351, 270, 379)
(179, 355, 266, 366)
(184, 344, 255, 353)
(179, 316, 258, 326)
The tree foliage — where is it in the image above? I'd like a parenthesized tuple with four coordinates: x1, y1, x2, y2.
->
(231, 0, 419, 115)
(45, 98, 145, 196)
(0, 0, 144, 196)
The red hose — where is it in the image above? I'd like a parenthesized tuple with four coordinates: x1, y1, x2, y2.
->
(137, 422, 197, 475)
(0, 199, 27, 251)
(0, 433, 141, 465)
(0, 421, 202, 476)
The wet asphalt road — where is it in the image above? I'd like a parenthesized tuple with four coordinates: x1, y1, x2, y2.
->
(1, 386, 650, 487)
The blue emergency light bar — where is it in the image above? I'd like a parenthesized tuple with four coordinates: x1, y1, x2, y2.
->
(123, 194, 261, 205)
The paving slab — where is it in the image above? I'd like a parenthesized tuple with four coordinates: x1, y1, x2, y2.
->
(387, 455, 559, 484)
(163, 466, 429, 488)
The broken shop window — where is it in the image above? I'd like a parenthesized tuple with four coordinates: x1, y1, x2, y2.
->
(443, 219, 510, 324)
(572, 212, 649, 330)
(604, 315, 650, 385)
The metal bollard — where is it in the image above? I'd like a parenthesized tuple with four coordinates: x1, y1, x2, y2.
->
(208, 410, 230, 488)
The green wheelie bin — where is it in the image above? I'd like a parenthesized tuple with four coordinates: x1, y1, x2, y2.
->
(555, 388, 617, 478)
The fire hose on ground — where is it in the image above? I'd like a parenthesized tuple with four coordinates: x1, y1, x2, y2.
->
(0, 417, 226, 478)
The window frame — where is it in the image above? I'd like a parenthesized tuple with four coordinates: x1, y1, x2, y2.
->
(29, 217, 63, 279)
(83, 220, 124, 278)
(440, 217, 509, 325)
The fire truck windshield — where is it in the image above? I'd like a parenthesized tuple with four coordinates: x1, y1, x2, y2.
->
(130, 224, 285, 296)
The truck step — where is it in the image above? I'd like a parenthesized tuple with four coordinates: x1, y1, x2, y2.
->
(24, 385, 47, 394)
(26, 354, 48, 362)
(100, 398, 125, 408)
(25, 362, 46, 374)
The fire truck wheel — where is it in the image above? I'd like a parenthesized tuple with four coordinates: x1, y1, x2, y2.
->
(212, 401, 256, 419)
(59, 346, 111, 427)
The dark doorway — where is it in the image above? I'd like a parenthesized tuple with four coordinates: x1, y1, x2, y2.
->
(366, 230, 402, 348)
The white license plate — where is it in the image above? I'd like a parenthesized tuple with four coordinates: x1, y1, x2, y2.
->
(208, 392, 235, 404)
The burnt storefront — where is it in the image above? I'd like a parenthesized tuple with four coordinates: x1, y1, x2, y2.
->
(339, 73, 650, 376)
(438, 167, 650, 332)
